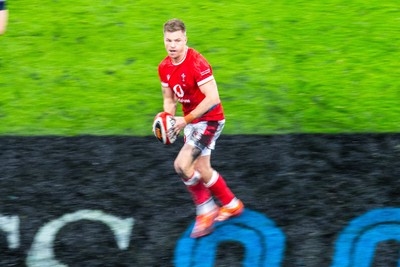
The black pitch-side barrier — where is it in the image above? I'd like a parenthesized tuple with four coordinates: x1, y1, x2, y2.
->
(0, 134, 399, 267)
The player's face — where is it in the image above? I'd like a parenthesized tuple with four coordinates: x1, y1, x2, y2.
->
(164, 30, 187, 63)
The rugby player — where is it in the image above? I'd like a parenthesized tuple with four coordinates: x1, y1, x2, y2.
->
(158, 18, 244, 238)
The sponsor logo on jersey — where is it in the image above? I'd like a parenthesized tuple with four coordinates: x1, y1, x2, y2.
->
(178, 99, 191, 103)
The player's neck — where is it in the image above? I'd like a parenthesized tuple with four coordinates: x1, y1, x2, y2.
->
(172, 46, 188, 65)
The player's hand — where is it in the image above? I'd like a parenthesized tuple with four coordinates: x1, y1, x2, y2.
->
(170, 116, 186, 136)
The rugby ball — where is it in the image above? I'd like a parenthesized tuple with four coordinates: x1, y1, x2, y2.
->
(152, 112, 177, 145)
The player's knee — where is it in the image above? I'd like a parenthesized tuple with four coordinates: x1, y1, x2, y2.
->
(174, 160, 190, 179)
(196, 166, 214, 181)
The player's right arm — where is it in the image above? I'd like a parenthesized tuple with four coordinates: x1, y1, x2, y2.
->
(162, 85, 177, 116)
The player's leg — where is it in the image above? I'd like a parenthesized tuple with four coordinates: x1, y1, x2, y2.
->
(174, 143, 218, 238)
(174, 143, 197, 179)
(192, 119, 243, 221)
(175, 143, 214, 209)
(196, 153, 244, 222)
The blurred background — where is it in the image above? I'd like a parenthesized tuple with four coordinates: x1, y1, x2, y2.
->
(1, 0, 399, 136)
(1, 1, 400, 266)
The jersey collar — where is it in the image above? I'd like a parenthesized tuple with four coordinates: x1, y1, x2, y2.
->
(172, 46, 189, 66)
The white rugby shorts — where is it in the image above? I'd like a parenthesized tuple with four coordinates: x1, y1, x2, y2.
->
(184, 120, 225, 156)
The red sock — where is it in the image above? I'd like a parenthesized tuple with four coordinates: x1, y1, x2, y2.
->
(205, 171, 235, 206)
(183, 171, 212, 205)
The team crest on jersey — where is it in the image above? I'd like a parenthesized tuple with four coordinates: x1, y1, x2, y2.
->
(192, 130, 201, 141)
(181, 73, 186, 82)
(167, 74, 170, 81)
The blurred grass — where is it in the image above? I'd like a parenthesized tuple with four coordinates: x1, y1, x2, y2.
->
(0, 0, 399, 135)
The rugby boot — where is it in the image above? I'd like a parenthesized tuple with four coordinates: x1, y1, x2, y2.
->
(190, 208, 219, 238)
(215, 199, 244, 222)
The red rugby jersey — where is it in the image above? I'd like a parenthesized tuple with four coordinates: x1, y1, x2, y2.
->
(158, 47, 224, 122)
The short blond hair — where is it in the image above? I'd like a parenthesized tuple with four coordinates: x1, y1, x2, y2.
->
(163, 18, 186, 34)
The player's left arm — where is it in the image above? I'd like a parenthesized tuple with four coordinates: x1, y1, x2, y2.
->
(189, 79, 220, 120)
(173, 79, 220, 132)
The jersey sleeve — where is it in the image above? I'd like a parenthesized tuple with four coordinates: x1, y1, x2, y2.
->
(158, 61, 169, 88)
(193, 53, 214, 87)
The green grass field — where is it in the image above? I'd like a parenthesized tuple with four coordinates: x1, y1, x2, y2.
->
(1, 0, 399, 135)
